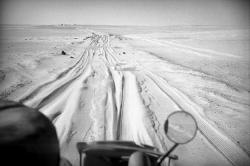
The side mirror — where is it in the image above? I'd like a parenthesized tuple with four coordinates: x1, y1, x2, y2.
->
(164, 111, 198, 144)
(157, 111, 198, 165)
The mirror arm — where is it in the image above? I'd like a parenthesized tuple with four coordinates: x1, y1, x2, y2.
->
(79, 152, 82, 166)
(157, 143, 179, 166)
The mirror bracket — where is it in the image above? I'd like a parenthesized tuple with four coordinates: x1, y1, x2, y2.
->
(169, 154, 178, 160)
(157, 143, 179, 166)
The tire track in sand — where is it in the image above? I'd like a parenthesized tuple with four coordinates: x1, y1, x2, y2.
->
(144, 70, 250, 166)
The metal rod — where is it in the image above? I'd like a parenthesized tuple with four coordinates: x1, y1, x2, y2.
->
(79, 152, 82, 166)
(157, 143, 179, 166)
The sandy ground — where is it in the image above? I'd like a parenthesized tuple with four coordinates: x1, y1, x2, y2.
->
(0, 25, 250, 166)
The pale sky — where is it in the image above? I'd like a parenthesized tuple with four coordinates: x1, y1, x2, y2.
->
(1, 0, 249, 26)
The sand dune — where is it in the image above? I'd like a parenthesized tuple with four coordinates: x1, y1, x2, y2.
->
(0, 25, 249, 166)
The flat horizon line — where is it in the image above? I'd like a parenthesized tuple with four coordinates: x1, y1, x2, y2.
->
(0, 23, 249, 28)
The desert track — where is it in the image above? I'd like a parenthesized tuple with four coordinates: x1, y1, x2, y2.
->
(19, 34, 250, 166)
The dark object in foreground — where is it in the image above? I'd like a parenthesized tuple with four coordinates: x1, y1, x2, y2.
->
(0, 99, 198, 166)
(0, 100, 60, 166)
(77, 111, 197, 166)
(77, 141, 160, 166)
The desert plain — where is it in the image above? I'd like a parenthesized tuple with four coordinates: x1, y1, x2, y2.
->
(0, 25, 250, 166)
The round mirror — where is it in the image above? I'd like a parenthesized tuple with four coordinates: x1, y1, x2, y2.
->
(164, 111, 198, 144)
